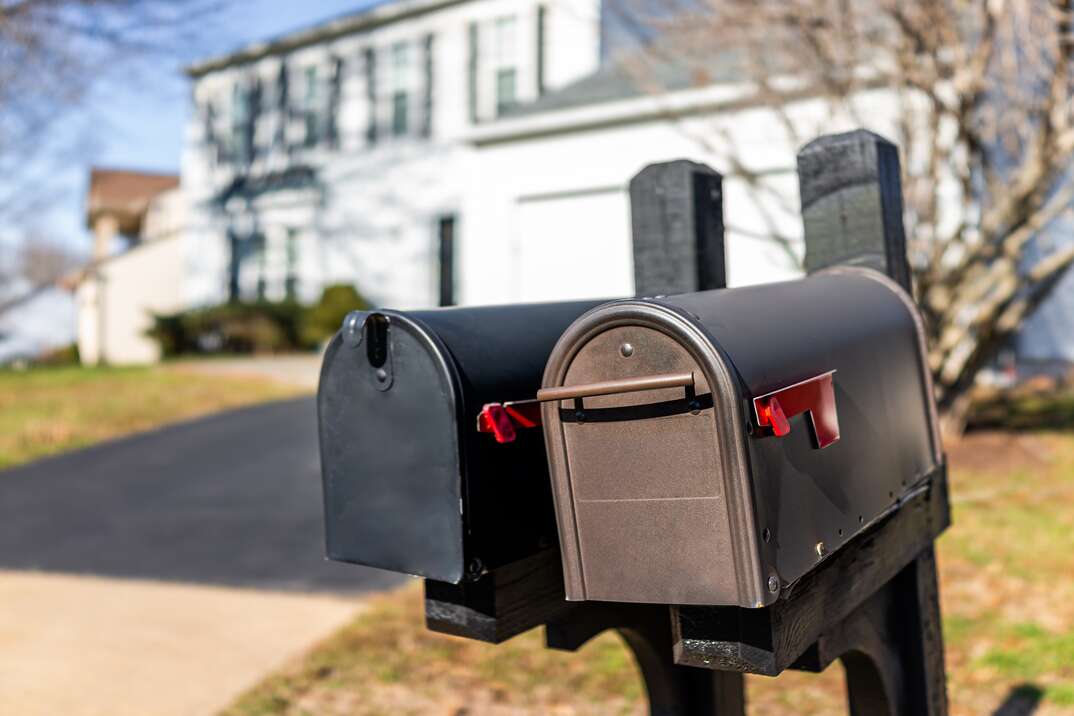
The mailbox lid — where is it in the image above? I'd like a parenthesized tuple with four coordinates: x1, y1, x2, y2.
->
(319, 300, 602, 584)
(318, 315, 465, 583)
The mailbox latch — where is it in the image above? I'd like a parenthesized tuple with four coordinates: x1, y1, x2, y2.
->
(753, 371, 839, 448)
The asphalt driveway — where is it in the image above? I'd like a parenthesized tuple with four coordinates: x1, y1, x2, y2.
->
(0, 396, 404, 593)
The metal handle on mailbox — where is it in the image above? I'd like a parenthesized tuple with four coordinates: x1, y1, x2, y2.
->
(536, 372, 695, 403)
(480, 372, 696, 444)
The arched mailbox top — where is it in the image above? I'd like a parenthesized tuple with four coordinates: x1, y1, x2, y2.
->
(540, 268, 941, 608)
(318, 299, 602, 585)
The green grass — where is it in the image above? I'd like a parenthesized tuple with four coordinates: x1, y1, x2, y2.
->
(221, 427, 1074, 715)
(219, 586, 643, 716)
(0, 364, 305, 470)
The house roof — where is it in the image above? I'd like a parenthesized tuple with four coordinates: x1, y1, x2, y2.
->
(85, 169, 179, 234)
(186, 0, 464, 78)
(505, 43, 749, 119)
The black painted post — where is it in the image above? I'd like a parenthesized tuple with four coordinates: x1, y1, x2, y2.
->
(797, 131, 947, 715)
(580, 159, 744, 715)
(797, 130, 912, 292)
(630, 161, 726, 295)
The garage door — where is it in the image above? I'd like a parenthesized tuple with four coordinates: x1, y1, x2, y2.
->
(513, 188, 634, 302)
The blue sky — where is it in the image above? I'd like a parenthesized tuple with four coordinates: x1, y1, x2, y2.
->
(35, 0, 384, 255)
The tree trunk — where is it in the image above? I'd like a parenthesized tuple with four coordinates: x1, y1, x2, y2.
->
(938, 392, 974, 441)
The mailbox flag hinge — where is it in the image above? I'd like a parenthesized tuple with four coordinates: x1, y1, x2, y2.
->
(477, 400, 542, 443)
(753, 371, 840, 449)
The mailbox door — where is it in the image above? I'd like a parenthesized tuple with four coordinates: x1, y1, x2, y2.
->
(542, 304, 766, 608)
(318, 321, 465, 583)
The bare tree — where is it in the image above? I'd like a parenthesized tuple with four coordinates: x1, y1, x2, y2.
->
(610, 0, 1074, 433)
(16, 233, 81, 287)
(0, 0, 221, 309)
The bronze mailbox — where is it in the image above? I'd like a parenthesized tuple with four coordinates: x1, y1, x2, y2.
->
(538, 269, 942, 608)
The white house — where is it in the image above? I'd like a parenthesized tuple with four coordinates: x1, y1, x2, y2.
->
(169, 0, 1074, 367)
(180, 2, 916, 307)
(459, 62, 908, 303)
(181, 0, 601, 310)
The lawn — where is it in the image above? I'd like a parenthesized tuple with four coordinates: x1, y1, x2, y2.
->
(222, 427, 1074, 716)
(0, 364, 306, 470)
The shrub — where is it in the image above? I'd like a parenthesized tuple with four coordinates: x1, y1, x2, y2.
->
(34, 342, 80, 366)
(149, 300, 309, 357)
(301, 284, 370, 347)
(148, 284, 371, 357)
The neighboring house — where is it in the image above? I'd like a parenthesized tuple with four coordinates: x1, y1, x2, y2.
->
(75, 169, 185, 365)
(182, 0, 601, 310)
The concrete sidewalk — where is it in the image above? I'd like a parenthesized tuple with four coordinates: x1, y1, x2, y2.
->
(0, 392, 404, 715)
(0, 570, 365, 716)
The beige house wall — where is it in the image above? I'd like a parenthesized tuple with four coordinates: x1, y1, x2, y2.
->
(77, 188, 186, 366)
(77, 234, 184, 365)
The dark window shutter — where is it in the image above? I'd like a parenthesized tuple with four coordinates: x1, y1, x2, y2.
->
(467, 22, 478, 123)
(364, 47, 378, 145)
(327, 55, 343, 149)
(537, 5, 547, 96)
(203, 100, 220, 164)
(275, 59, 290, 152)
(246, 77, 262, 162)
(421, 33, 434, 138)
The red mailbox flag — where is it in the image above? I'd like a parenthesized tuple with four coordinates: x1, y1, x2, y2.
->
(753, 371, 840, 449)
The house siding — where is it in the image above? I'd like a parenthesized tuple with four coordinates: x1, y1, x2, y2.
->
(181, 0, 601, 310)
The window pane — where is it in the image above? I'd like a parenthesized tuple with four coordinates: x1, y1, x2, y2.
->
(391, 41, 410, 90)
(232, 83, 248, 162)
(494, 16, 516, 66)
(496, 68, 516, 116)
(393, 91, 409, 135)
(304, 66, 320, 146)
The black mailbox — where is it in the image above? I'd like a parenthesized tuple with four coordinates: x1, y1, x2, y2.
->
(318, 300, 602, 584)
(538, 269, 942, 608)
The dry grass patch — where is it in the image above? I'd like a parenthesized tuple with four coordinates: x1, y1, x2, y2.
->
(0, 364, 305, 470)
(224, 429, 1074, 715)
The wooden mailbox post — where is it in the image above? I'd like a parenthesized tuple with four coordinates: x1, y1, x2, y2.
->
(422, 130, 950, 715)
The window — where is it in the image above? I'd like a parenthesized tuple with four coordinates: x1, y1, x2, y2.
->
(303, 66, 321, 147)
(255, 233, 268, 301)
(285, 229, 299, 300)
(496, 69, 516, 116)
(390, 42, 410, 136)
(231, 82, 249, 163)
(493, 16, 518, 116)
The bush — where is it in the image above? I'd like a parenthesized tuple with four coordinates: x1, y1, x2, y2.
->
(300, 284, 370, 347)
(34, 342, 80, 366)
(148, 284, 370, 357)
(149, 300, 309, 357)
